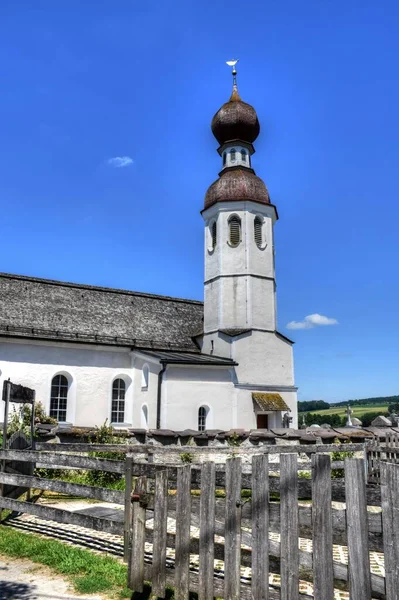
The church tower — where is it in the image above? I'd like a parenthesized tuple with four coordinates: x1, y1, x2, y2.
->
(202, 64, 278, 339)
(201, 63, 297, 428)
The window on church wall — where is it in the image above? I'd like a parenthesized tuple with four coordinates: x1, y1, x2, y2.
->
(141, 404, 149, 429)
(229, 215, 241, 247)
(223, 152, 227, 166)
(142, 365, 149, 390)
(111, 378, 125, 423)
(230, 148, 236, 162)
(241, 149, 247, 163)
(211, 221, 217, 249)
(254, 216, 263, 248)
(198, 406, 208, 431)
(50, 374, 68, 422)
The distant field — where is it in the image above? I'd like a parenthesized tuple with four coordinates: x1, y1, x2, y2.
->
(304, 404, 389, 417)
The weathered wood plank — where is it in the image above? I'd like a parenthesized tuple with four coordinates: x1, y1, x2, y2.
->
(381, 462, 399, 600)
(175, 465, 192, 600)
(312, 454, 334, 600)
(224, 457, 242, 600)
(152, 469, 168, 598)
(127, 462, 382, 504)
(251, 453, 269, 600)
(0, 471, 124, 504)
(280, 453, 299, 600)
(345, 458, 371, 599)
(142, 563, 314, 600)
(199, 461, 215, 600)
(124, 455, 133, 562)
(0, 450, 124, 473)
(35, 443, 131, 453)
(0, 496, 123, 535)
(128, 477, 147, 592)
(142, 521, 386, 597)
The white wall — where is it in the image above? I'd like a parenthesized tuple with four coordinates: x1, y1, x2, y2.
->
(161, 365, 237, 430)
(0, 339, 160, 428)
(203, 201, 277, 333)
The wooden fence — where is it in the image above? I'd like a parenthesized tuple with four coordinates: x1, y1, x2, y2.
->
(0, 441, 398, 598)
(0, 447, 126, 542)
(127, 454, 399, 600)
(368, 433, 399, 483)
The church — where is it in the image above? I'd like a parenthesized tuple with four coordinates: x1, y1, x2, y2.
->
(0, 68, 298, 431)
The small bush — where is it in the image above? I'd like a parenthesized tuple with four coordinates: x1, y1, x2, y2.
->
(86, 420, 127, 487)
(331, 439, 354, 478)
(180, 452, 193, 464)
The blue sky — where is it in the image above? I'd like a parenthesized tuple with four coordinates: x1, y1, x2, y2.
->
(1, 1, 398, 403)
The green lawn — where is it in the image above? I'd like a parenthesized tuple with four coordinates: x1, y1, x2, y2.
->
(0, 525, 131, 599)
(304, 404, 389, 417)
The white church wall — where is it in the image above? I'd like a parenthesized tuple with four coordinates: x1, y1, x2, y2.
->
(131, 354, 161, 430)
(161, 366, 237, 430)
(232, 331, 295, 387)
(0, 338, 133, 428)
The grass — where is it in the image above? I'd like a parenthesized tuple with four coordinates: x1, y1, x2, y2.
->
(305, 403, 389, 417)
(0, 525, 201, 599)
(0, 525, 131, 599)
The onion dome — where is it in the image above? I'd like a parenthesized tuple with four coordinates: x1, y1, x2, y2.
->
(204, 168, 270, 210)
(211, 86, 260, 146)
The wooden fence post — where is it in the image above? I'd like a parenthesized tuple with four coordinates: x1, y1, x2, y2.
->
(174, 465, 192, 600)
(224, 456, 242, 600)
(251, 453, 269, 600)
(381, 462, 399, 600)
(128, 476, 147, 593)
(152, 469, 168, 598)
(124, 455, 133, 563)
(345, 458, 371, 600)
(199, 461, 215, 600)
(280, 453, 298, 600)
(312, 453, 334, 600)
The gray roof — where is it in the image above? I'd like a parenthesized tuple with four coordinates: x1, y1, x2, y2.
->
(141, 350, 237, 366)
(0, 273, 204, 352)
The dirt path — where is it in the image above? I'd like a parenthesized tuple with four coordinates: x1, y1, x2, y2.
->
(0, 555, 104, 600)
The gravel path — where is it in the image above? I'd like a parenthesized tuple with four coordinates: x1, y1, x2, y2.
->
(0, 555, 103, 600)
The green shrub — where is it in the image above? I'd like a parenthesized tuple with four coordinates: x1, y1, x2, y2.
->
(180, 452, 194, 464)
(331, 439, 354, 478)
(85, 420, 127, 487)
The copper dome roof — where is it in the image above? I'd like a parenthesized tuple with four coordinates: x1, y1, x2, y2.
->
(204, 168, 270, 210)
(211, 87, 260, 146)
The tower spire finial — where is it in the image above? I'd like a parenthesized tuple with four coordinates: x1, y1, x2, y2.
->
(226, 59, 240, 100)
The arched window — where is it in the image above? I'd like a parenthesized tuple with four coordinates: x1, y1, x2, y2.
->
(211, 221, 217, 249)
(223, 152, 227, 166)
(141, 365, 149, 390)
(241, 149, 247, 163)
(111, 378, 125, 423)
(229, 215, 241, 247)
(254, 216, 263, 248)
(50, 374, 68, 422)
(198, 406, 208, 432)
(230, 148, 236, 162)
(141, 405, 149, 429)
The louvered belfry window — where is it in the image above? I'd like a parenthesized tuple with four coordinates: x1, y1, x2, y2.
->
(254, 216, 263, 248)
(111, 378, 125, 423)
(230, 148, 236, 162)
(211, 221, 217, 249)
(229, 215, 241, 246)
(241, 149, 247, 163)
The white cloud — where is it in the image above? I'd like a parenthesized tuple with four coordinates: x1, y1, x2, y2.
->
(107, 156, 133, 168)
(286, 313, 338, 330)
